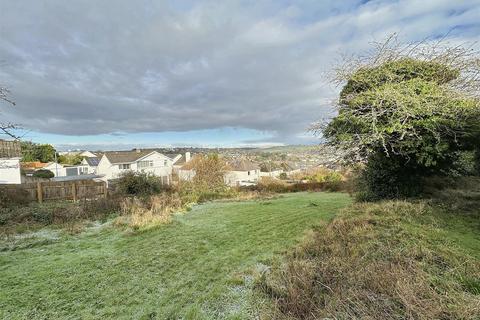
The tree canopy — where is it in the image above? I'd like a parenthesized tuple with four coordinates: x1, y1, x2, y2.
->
(325, 58, 479, 169)
(318, 36, 480, 199)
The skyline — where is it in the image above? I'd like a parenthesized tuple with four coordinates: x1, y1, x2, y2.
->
(1, 0, 479, 150)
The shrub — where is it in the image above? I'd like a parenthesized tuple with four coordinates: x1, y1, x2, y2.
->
(32, 169, 54, 179)
(175, 180, 236, 204)
(253, 177, 350, 194)
(256, 177, 291, 193)
(0, 189, 30, 208)
(80, 196, 122, 219)
(0, 196, 121, 234)
(355, 152, 423, 201)
(305, 168, 344, 183)
(279, 172, 288, 180)
(115, 171, 169, 196)
(475, 150, 480, 176)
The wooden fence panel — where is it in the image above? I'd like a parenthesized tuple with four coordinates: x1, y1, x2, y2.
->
(0, 180, 107, 203)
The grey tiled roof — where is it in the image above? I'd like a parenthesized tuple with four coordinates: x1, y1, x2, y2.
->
(228, 159, 259, 171)
(102, 150, 176, 164)
(103, 150, 154, 164)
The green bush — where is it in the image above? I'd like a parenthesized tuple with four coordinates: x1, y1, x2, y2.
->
(475, 150, 480, 176)
(355, 152, 422, 201)
(32, 169, 54, 179)
(449, 151, 478, 176)
(116, 171, 169, 196)
(279, 172, 287, 180)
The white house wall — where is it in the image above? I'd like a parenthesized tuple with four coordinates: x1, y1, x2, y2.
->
(96, 157, 117, 180)
(0, 159, 21, 184)
(136, 153, 173, 177)
(43, 163, 66, 177)
(259, 170, 283, 178)
(80, 159, 97, 174)
(225, 170, 260, 186)
(97, 153, 174, 180)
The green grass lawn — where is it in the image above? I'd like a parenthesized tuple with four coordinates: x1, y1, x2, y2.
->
(0, 192, 351, 319)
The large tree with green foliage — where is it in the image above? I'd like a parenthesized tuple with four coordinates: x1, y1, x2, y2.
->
(316, 36, 480, 199)
(21, 141, 56, 163)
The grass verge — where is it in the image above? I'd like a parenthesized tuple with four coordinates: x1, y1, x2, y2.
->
(259, 198, 480, 319)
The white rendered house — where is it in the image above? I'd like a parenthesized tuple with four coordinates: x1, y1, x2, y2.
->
(96, 150, 180, 181)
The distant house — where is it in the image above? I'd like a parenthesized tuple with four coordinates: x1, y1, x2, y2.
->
(21, 161, 67, 177)
(96, 150, 180, 181)
(80, 157, 100, 174)
(225, 159, 260, 187)
(177, 153, 198, 181)
(259, 162, 284, 178)
(173, 152, 192, 173)
(281, 162, 304, 175)
(43, 162, 66, 177)
(0, 139, 21, 184)
(178, 156, 261, 186)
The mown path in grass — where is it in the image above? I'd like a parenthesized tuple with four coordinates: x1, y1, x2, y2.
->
(0, 192, 351, 320)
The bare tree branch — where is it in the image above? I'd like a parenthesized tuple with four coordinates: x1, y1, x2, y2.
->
(0, 85, 20, 140)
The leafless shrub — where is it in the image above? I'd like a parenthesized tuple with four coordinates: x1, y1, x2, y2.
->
(0, 84, 20, 139)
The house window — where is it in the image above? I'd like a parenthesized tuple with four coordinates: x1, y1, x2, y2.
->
(248, 171, 250, 175)
(164, 160, 168, 166)
(119, 164, 130, 170)
(138, 160, 154, 168)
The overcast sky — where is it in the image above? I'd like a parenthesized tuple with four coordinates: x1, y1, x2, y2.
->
(0, 0, 479, 150)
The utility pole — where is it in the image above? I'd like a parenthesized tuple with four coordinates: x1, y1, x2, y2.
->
(54, 151, 59, 177)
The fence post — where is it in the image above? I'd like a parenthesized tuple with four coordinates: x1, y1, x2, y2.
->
(72, 183, 77, 202)
(103, 182, 108, 198)
(36, 182, 43, 203)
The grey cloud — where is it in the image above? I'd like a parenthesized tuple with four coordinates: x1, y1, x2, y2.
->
(0, 0, 479, 143)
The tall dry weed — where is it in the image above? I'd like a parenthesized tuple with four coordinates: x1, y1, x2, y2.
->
(115, 193, 183, 230)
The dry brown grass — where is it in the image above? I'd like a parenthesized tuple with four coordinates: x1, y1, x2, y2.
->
(114, 193, 184, 230)
(259, 201, 480, 320)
